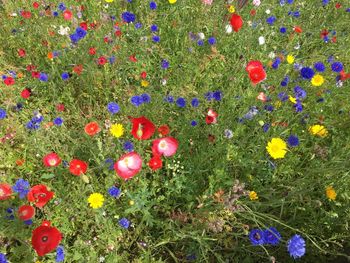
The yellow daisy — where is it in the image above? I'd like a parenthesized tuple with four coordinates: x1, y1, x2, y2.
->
(169, 0, 177, 3)
(266, 138, 287, 159)
(325, 186, 336, 201)
(141, 80, 149, 87)
(88, 193, 104, 209)
(110, 124, 124, 138)
(311, 74, 324, 86)
(286, 55, 295, 64)
(309, 124, 328, 138)
(249, 191, 258, 201)
(228, 6, 235, 13)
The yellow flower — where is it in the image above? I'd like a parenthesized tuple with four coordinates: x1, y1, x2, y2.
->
(289, 96, 297, 104)
(326, 186, 336, 201)
(311, 74, 324, 86)
(169, 0, 177, 3)
(141, 80, 149, 87)
(274, 100, 282, 108)
(110, 124, 124, 138)
(266, 138, 287, 159)
(228, 6, 235, 13)
(105, 0, 113, 2)
(286, 55, 295, 64)
(88, 193, 104, 209)
(249, 191, 258, 201)
(309, 124, 328, 138)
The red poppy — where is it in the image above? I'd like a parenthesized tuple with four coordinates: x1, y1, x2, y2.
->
(245, 61, 266, 85)
(32, 71, 40, 78)
(26, 64, 36, 72)
(84, 122, 100, 136)
(230, 14, 243, 32)
(115, 30, 122, 37)
(56, 103, 65, 112)
(256, 92, 267, 102)
(205, 109, 218, 124)
(0, 183, 12, 200)
(148, 155, 163, 171)
(21, 88, 31, 99)
(131, 116, 156, 140)
(31, 224, 62, 257)
(331, 36, 336, 43)
(33, 2, 40, 9)
(63, 10, 73, 20)
(21, 11, 32, 19)
(73, 64, 83, 75)
(43, 153, 61, 167)
(140, 71, 147, 79)
(340, 70, 350, 81)
(250, 9, 256, 16)
(18, 48, 26, 57)
(89, 47, 96, 55)
(18, 205, 35, 220)
(80, 22, 88, 30)
(4, 77, 15, 86)
(69, 159, 88, 176)
(335, 2, 341, 9)
(158, 125, 170, 136)
(114, 152, 142, 180)
(98, 56, 107, 65)
(152, 137, 179, 157)
(129, 55, 137, 62)
(320, 29, 329, 39)
(27, 185, 54, 208)
(293, 26, 303, 34)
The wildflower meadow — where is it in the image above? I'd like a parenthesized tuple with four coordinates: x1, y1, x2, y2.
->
(1, 0, 350, 262)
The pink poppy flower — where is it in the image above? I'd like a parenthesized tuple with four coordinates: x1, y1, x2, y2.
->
(205, 109, 218, 124)
(152, 137, 178, 157)
(114, 152, 142, 180)
(202, 0, 213, 5)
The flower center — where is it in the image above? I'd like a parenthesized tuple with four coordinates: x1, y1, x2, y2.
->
(41, 236, 49, 242)
(159, 141, 167, 149)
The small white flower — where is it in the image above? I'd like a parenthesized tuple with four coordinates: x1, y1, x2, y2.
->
(161, 79, 167, 85)
(336, 80, 343, 87)
(225, 24, 233, 34)
(258, 36, 265, 45)
(253, 0, 261, 6)
(268, 52, 276, 59)
(265, 9, 271, 14)
(198, 32, 205, 40)
(58, 25, 70, 36)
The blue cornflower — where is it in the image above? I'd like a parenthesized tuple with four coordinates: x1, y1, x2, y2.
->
(176, 98, 186, 108)
(294, 100, 303, 112)
(293, 11, 300, 17)
(314, 62, 325, 72)
(69, 33, 80, 43)
(0, 108, 6, 120)
(331, 62, 343, 73)
(53, 117, 63, 126)
(123, 141, 134, 152)
(32, 114, 44, 123)
(322, 0, 329, 5)
(109, 56, 116, 64)
(164, 95, 174, 103)
(213, 91, 222, 101)
(266, 16, 277, 25)
(191, 98, 199, 107)
(26, 121, 40, 130)
(121, 11, 136, 23)
(224, 129, 233, 138)
(105, 158, 114, 171)
(287, 0, 294, 3)
(197, 40, 204, 46)
(294, 86, 306, 99)
(208, 37, 216, 45)
(24, 219, 33, 225)
(327, 55, 335, 63)
(119, 218, 130, 229)
(107, 102, 120, 114)
(272, 57, 281, 69)
(161, 59, 169, 69)
(135, 22, 142, 29)
(58, 3, 66, 11)
(191, 120, 197, 126)
(141, 93, 151, 103)
(39, 73, 48, 82)
(61, 72, 69, 80)
(152, 35, 160, 42)
(280, 76, 289, 87)
(287, 135, 299, 147)
(264, 105, 274, 112)
(0, 253, 8, 263)
(205, 91, 213, 101)
(150, 24, 158, 32)
(264, 227, 281, 246)
(280, 27, 287, 33)
(262, 123, 270, 132)
(53, 11, 59, 17)
(280, 0, 286, 5)
(56, 245, 65, 262)
(287, 234, 306, 259)
(75, 27, 87, 39)
(249, 229, 265, 246)
(150, 1, 157, 9)
(12, 179, 30, 199)
(130, 96, 142, 107)
(108, 186, 121, 198)
(300, 67, 315, 79)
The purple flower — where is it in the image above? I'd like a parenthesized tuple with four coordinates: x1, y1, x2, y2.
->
(331, 62, 343, 73)
(150, 1, 157, 9)
(176, 98, 186, 108)
(12, 179, 30, 199)
(123, 141, 134, 152)
(249, 229, 265, 246)
(53, 117, 63, 126)
(191, 98, 199, 107)
(122, 11, 136, 23)
(264, 227, 281, 246)
(108, 186, 121, 198)
(300, 67, 315, 79)
(56, 245, 65, 262)
(161, 59, 169, 69)
(287, 135, 299, 147)
(119, 218, 130, 229)
(107, 102, 120, 114)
